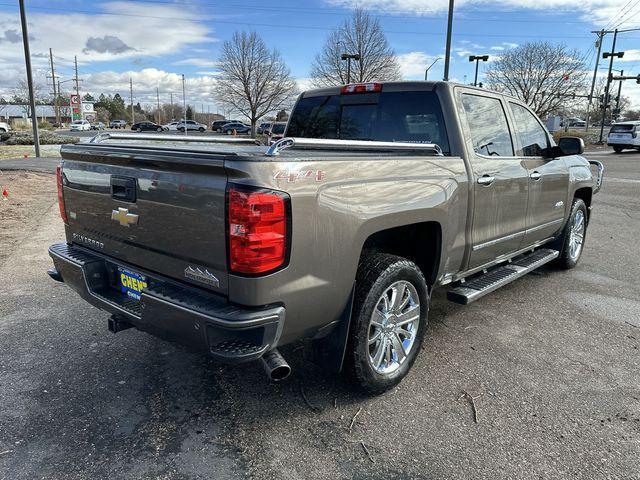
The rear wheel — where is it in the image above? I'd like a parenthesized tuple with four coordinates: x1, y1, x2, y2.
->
(156, 127, 162, 132)
(225, 129, 232, 135)
(345, 254, 429, 394)
(554, 198, 588, 269)
(613, 146, 623, 153)
(199, 127, 205, 132)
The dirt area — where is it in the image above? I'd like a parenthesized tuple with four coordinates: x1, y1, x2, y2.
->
(0, 172, 57, 265)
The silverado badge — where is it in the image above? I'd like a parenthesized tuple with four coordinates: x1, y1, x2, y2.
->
(111, 207, 139, 227)
(184, 266, 220, 288)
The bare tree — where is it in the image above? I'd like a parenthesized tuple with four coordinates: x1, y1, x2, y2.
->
(216, 31, 297, 137)
(310, 8, 401, 87)
(485, 42, 586, 118)
(11, 80, 48, 116)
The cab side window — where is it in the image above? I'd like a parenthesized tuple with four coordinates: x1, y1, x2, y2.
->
(461, 94, 514, 157)
(509, 103, 549, 156)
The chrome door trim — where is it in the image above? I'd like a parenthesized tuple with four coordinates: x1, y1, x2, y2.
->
(472, 218, 563, 252)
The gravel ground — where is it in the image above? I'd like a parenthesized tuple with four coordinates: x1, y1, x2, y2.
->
(0, 151, 638, 480)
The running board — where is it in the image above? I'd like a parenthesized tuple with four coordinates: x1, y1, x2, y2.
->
(447, 248, 559, 305)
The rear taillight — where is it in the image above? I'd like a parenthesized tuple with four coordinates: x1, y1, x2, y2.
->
(227, 186, 289, 275)
(56, 165, 68, 223)
(341, 83, 382, 94)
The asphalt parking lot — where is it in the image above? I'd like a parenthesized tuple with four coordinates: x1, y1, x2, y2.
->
(0, 150, 639, 480)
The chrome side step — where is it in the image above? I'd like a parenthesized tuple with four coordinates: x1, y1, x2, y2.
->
(447, 248, 559, 305)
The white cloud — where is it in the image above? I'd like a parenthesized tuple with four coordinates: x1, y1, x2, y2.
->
(64, 68, 219, 108)
(396, 52, 443, 79)
(173, 58, 219, 68)
(619, 49, 640, 62)
(491, 46, 505, 51)
(324, 0, 639, 27)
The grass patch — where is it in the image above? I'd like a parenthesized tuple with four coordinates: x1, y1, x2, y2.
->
(0, 144, 62, 160)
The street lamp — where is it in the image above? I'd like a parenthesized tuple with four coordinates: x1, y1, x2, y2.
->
(424, 58, 442, 81)
(468, 55, 489, 87)
(341, 53, 360, 84)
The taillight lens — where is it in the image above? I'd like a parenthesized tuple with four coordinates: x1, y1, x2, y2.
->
(341, 83, 382, 94)
(228, 186, 289, 275)
(56, 165, 68, 223)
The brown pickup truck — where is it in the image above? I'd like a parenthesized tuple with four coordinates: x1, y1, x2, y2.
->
(48, 82, 603, 393)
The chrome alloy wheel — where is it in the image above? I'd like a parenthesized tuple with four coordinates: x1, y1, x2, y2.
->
(568, 209, 585, 261)
(367, 280, 420, 375)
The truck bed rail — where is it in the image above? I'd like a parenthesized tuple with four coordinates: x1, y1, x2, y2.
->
(88, 132, 261, 145)
(266, 137, 444, 156)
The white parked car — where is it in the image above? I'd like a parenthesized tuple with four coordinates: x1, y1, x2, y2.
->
(70, 120, 91, 131)
(0, 121, 10, 133)
(607, 121, 640, 153)
(163, 121, 179, 131)
(176, 120, 206, 132)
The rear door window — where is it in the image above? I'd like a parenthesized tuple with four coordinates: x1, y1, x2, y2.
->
(461, 94, 514, 157)
(286, 90, 449, 153)
(509, 103, 549, 156)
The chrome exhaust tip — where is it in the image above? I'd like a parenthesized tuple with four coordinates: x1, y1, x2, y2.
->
(260, 349, 291, 381)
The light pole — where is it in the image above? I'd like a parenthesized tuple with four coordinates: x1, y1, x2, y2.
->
(341, 53, 360, 84)
(443, 0, 455, 81)
(19, 0, 40, 157)
(424, 58, 442, 81)
(610, 68, 624, 121)
(469, 55, 489, 87)
(181, 74, 187, 136)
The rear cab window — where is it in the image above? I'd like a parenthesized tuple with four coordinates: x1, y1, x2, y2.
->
(287, 89, 450, 154)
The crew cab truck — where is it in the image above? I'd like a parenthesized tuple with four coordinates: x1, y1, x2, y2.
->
(48, 82, 603, 393)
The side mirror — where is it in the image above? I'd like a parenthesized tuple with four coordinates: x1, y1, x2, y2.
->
(558, 136, 584, 156)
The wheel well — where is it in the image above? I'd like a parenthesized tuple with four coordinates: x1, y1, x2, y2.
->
(361, 222, 442, 287)
(574, 187, 593, 220)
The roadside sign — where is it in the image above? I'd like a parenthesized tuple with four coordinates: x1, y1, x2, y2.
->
(70, 94, 80, 106)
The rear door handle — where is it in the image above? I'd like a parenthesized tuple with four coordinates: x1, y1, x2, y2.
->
(530, 171, 542, 181)
(477, 175, 495, 186)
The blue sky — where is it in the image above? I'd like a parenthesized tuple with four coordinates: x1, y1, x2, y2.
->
(0, 0, 639, 113)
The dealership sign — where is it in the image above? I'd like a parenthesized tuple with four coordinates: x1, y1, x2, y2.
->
(70, 94, 81, 120)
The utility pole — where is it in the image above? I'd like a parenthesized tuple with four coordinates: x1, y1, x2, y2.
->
(599, 29, 623, 143)
(48, 48, 59, 125)
(443, 0, 455, 81)
(586, 30, 605, 132)
(19, 0, 40, 157)
(57, 79, 62, 123)
(182, 74, 187, 136)
(156, 87, 160, 124)
(74, 55, 80, 99)
(170, 92, 174, 120)
(129, 78, 135, 124)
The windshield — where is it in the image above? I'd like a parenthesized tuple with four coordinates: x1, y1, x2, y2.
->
(271, 124, 286, 134)
(72, 121, 83, 125)
(287, 90, 449, 153)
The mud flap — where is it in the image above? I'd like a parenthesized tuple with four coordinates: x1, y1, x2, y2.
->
(306, 285, 354, 374)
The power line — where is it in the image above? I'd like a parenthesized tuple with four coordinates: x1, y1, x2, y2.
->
(611, 0, 640, 30)
(0, 2, 618, 40)
(603, 0, 635, 30)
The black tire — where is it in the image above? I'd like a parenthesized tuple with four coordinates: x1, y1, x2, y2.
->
(613, 146, 623, 153)
(136, 128, 142, 132)
(199, 127, 205, 132)
(553, 198, 588, 269)
(344, 253, 429, 394)
(225, 129, 232, 135)
(157, 127, 162, 132)
(178, 127, 184, 132)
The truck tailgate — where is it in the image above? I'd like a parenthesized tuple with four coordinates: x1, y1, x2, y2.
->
(60, 144, 230, 295)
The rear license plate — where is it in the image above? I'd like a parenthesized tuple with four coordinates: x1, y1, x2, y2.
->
(118, 268, 148, 300)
